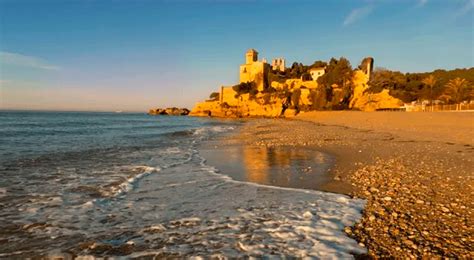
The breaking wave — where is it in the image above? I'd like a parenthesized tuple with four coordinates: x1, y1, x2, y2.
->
(0, 113, 366, 258)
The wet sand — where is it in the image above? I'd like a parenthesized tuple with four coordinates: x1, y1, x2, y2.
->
(200, 144, 336, 191)
(202, 111, 473, 258)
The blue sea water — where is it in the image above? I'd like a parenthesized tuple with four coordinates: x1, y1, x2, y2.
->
(0, 111, 218, 164)
(0, 111, 366, 258)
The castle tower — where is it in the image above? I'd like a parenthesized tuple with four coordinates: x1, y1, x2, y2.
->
(366, 57, 374, 79)
(240, 49, 268, 92)
(279, 58, 285, 72)
(245, 49, 258, 64)
(271, 58, 286, 72)
(360, 57, 374, 79)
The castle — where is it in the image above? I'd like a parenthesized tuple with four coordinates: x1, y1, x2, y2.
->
(190, 49, 401, 117)
(239, 49, 268, 92)
(218, 49, 329, 107)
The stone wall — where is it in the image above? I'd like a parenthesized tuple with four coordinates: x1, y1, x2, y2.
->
(239, 61, 268, 91)
(220, 86, 240, 106)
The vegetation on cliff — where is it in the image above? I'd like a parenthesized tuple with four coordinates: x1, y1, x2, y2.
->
(281, 59, 473, 107)
(209, 92, 220, 101)
(368, 67, 474, 103)
(232, 82, 258, 97)
(316, 57, 354, 110)
(191, 49, 473, 117)
(235, 57, 358, 111)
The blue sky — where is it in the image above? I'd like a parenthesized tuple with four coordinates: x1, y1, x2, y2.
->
(0, 0, 473, 111)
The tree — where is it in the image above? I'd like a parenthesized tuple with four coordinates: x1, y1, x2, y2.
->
(366, 67, 474, 103)
(209, 92, 220, 101)
(287, 62, 309, 79)
(291, 89, 301, 110)
(318, 57, 353, 88)
(301, 72, 312, 81)
(439, 78, 472, 110)
(249, 88, 259, 98)
(309, 88, 327, 110)
(232, 82, 255, 95)
(422, 75, 437, 111)
(317, 57, 354, 108)
(368, 69, 411, 102)
(310, 60, 327, 68)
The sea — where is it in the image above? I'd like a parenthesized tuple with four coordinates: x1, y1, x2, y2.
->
(0, 111, 366, 258)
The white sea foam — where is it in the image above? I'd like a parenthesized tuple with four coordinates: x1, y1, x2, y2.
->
(163, 147, 181, 154)
(193, 125, 235, 136)
(92, 152, 366, 258)
(102, 165, 160, 198)
(2, 121, 367, 258)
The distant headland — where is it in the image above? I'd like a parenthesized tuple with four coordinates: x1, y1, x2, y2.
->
(185, 49, 473, 117)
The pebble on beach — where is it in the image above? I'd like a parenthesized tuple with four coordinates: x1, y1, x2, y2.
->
(230, 114, 474, 258)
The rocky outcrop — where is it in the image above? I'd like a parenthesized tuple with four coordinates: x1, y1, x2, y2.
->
(350, 89, 404, 111)
(148, 107, 190, 116)
(350, 71, 403, 111)
(189, 94, 285, 118)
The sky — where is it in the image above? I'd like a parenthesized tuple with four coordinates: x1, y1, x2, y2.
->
(0, 0, 473, 112)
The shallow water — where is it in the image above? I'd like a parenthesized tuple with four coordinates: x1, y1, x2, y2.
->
(0, 111, 366, 258)
(200, 145, 335, 190)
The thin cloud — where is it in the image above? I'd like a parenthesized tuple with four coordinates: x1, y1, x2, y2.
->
(0, 51, 60, 70)
(343, 5, 374, 26)
(417, 0, 428, 7)
(456, 0, 474, 17)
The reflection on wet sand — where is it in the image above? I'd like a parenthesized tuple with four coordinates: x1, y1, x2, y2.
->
(202, 144, 333, 190)
(242, 146, 331, 188)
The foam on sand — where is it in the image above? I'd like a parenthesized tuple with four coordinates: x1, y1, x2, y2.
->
(1, 122, 367, 258)
(73, 152, 367, 258)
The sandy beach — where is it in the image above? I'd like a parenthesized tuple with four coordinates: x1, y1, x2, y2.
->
(204, 111, 473, 258)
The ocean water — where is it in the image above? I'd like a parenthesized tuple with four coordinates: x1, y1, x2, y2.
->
(0, 111, 366, 258)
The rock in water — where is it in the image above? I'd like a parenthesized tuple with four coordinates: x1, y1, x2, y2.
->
(148, 107, 190, 116)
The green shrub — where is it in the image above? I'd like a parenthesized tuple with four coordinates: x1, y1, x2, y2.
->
(209, 92, 219, 101)
(291, 89, 301, 109)
(249, 88, 259, 100)
(232, 82, 255, 95)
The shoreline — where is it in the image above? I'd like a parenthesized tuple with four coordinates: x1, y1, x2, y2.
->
(200, 138, 341, 193)
(202, 111, 473, 258)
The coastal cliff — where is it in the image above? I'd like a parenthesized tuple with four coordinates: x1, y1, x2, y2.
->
(190, 49, 403, 117)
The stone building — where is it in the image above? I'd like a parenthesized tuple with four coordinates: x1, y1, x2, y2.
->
(219, 85, 239, 106)
(239, 49, 270, 92)
(309, 67, 326, 81)
(359, 57, 374, 79)
(271, 58, 285, 72)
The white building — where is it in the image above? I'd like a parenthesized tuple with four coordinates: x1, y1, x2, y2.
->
(309, 67, 325, 81)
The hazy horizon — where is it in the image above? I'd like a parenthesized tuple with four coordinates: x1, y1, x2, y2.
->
(1, 0, 473, 112)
